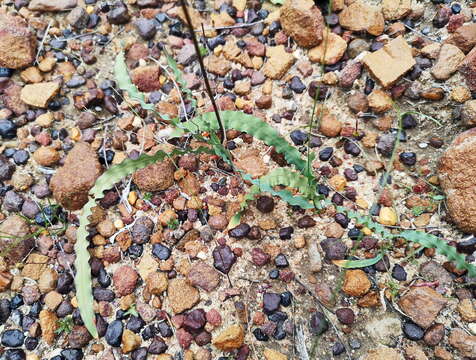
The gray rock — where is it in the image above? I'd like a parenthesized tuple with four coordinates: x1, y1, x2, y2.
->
(107, 2, 130, 25)
(135, 18, 157, 40)
(347, 39, 370, 58)
(177, 44, 197, 66)
(0, 155, 15, 181)
(3, 190, 24, 212)
(67, 7, 90, 29)
(21, 199, 40, 219)
(28, 0, 77, 11)
(376, 133, 396, 157)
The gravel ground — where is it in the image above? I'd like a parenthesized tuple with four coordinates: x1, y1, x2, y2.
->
(0, 0, 476, 360)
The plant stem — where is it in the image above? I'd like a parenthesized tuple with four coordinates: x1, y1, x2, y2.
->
(180, 0, 226, 144)
(306, 8, 331, 188)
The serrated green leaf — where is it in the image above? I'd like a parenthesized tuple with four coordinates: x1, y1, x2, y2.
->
(244, 168, 314, 209)
(114, 52, 155, 111)
(172, 111, 307, 173)
(75, 147, 213, 337)
(333, 254, 383, 269)
(399, 230, 476, 277)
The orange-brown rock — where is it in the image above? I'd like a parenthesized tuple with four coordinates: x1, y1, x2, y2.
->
(342, 270, 371, 297)
(398, 287, 447, 328)
(132, 158, 174, 192)
(448, 328, 476, 358)
(212, 324, 245, 351)
(50, 142, 103, 210)
(446, 24, 476, 53)
(0, 10, 36, 69)
(0, 215, 33, 266)
(319, 114, 342, 137)
(438, 128, 476, 234)
(279, 0, 325, 48)
(131, 65, 161, 92)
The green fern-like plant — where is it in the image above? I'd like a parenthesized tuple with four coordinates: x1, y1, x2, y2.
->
(229, 168, 315, 228)
(171, 111, 308, 173)
(399, 230, 476, 276)
(114, 52, 155, 112)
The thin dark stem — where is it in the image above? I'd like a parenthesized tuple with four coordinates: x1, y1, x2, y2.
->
(180, 0, 226, 143)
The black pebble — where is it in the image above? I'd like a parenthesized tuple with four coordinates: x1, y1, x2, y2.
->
(253, 328, 269, 341)
(105, 320, 124, 347)
(403, 322, 424, 341)
(5, 349, 25, 360)
(152, 243, 171, 260)
(274, 254, 289, 268)
(392, 264, 407, 281)
(280, 291, 293, 307)
(61, 348, 84, 360)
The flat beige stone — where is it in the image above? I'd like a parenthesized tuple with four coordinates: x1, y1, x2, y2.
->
(339, 0, 384, 36)
(308, 30, 347, 65)
(263, 45, 295, 80)
(363, 36, 416, 88)
(20, 82, 60, 108)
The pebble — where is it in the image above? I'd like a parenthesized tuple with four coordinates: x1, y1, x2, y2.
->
(0, 120, 17, 139)
(274, 254, 289, 268)
(105, 320, 123, 347)
(152, 243, 171, 260)
(229, 223, 251, 238)
(263, 293, 281, 314)
(391, 264, 407, 281)
(336, 308, 355, 325)
(4, 349, 26, 360)
(256, 196, 274, 213)
(1, 329, 25, 347)
(135, 18, 157, 40)
(403, 322, 425, 341)
(131, 216, 154, 244)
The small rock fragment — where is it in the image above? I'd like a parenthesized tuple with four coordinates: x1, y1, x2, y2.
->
(263, 46, 295, 80)
(212, 324, 244, 352)
(342, 270, 370, 297)
(363, 36, 416, 88)
(20, 82, 60, 108)
(279, 0, 324, 48)
(431, 44, 465, 80)
(398, 287, 448, 329)
(339, 0, 385, 36)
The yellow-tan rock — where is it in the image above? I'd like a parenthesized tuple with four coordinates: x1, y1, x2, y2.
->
(20, 82, 60, 108)
(363, 36, 416, 88)
(381, 0, 412, 20)
(167, 278, 200, 313)
(121, 329, 141, 353)
(39, 309, 58, 345)
(263, 46, 295, 80)
(339, 0, 384, 36)
(264, 348, 288, 360)
(309, 30, 347, 65)
(212, 324, 245, 351)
